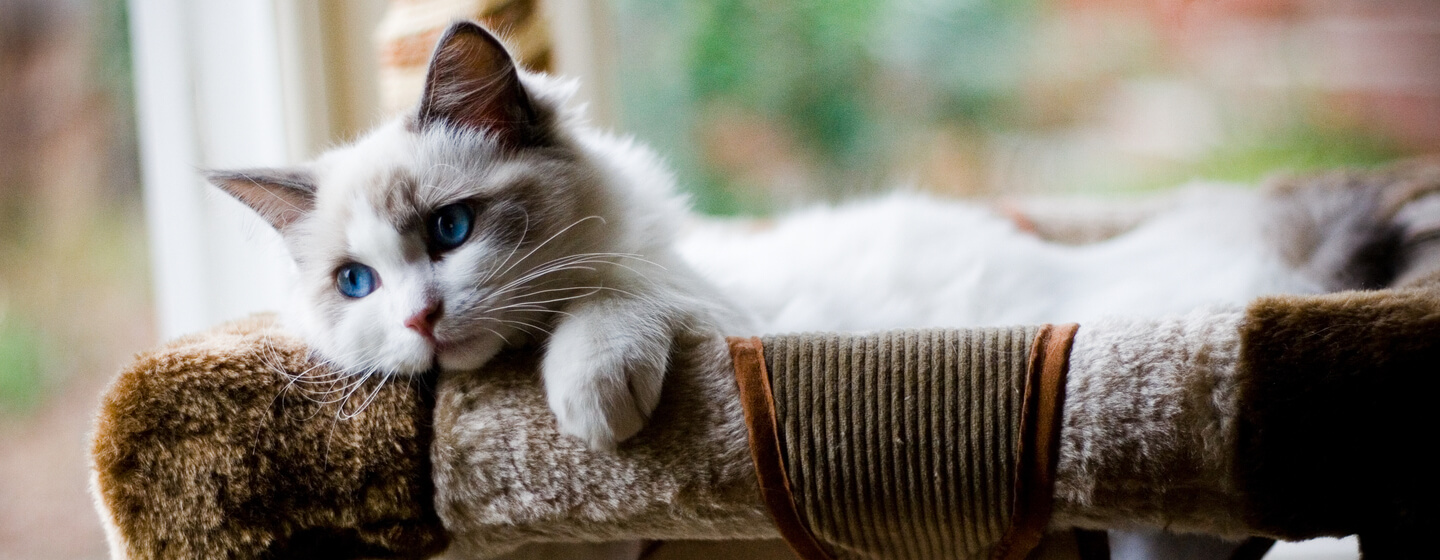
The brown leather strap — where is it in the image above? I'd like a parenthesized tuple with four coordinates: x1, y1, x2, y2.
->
(728, 337, 833, 560)
(993, 323, 1079, 560)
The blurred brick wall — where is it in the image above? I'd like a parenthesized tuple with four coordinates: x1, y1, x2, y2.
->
(1078, 0, 1440, 150)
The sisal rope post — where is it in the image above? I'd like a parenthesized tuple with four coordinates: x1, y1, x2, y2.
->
(730, 325, 1077, 560)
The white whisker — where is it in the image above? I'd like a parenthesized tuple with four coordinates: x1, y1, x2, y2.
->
(493, 215, 607, 280)
(481, 209, 531, 285)
(479, 325, 513, 346)
(491, 289, 604, 309)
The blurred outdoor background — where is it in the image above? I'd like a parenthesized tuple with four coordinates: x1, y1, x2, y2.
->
(618, 0, 1433, 213)
(1, 0, 150, 558)
(1, 0, 1436, 557)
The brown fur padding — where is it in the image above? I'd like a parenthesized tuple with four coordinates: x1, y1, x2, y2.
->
(428, 325, 773, 558)
(90, 315, 448, 559)
(1237, 289, 1440, 550)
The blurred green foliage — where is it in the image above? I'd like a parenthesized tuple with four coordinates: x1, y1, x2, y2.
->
(689, 0, 881, 160)
(618, 0, 1050, 212)
(0, 0, 143, 420)
(0, 313, 46, 416)
(1181, 127, 1401, 188)
(615, 0, 1404, 214)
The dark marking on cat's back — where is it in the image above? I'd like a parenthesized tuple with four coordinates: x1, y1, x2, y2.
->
(1267, 159, 1440, 291)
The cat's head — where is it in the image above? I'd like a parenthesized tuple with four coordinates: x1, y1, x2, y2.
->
(208, 22, 679, 376)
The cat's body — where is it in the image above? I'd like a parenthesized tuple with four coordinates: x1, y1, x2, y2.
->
(680, 186, 1323, 333)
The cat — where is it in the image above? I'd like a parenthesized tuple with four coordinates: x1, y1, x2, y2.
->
(207, 18, 1415, 560)
(678, 186, 1325, 333)
(208, 21, 740, 451)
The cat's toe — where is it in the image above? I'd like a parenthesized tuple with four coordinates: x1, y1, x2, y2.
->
(542, 341, 667, 451)
(548, 379, 647, 451)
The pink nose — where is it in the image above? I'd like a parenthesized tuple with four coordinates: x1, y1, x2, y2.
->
(404, 301, 442, 341)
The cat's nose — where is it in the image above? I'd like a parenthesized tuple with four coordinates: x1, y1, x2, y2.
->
(404, 301, 442, 341)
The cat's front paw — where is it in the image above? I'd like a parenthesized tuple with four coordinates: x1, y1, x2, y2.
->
(541, 315, 669, 451)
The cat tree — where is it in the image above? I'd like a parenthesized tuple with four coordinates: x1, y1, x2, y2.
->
(89, 282, 1440, 559)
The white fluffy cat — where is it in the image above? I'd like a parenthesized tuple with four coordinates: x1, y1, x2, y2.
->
(206, 20, 1378, 560)
(678, 185, 1323, 334)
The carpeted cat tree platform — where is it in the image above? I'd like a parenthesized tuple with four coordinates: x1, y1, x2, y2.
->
(89, 285, 1440, 559)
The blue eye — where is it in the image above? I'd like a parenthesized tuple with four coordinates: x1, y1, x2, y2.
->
(429, 203, 474, 251)
(335, 263, 378, 298)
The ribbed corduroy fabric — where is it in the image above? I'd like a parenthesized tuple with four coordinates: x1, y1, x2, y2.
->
(760, 328, 1038, 560)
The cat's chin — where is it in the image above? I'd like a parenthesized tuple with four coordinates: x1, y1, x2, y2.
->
(435, 335, 505, 372)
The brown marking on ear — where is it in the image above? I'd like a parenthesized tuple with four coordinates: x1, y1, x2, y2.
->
(417, 21, 539, 147)
(206, 168, 317, 231)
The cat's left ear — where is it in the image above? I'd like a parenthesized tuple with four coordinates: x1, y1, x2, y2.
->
(205, 168, 317, 232)
(416, 21, 541, 147)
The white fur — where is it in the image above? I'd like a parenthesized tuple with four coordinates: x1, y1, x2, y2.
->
(282, 121, 448, 378)
(541, 283, 673, 449)
(90, 467, 130, 560)
(678, 185, 1322, 333)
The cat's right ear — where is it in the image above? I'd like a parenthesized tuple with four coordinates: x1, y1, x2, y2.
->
(415, 21, 539, 146)
(205, 168, 317, 232)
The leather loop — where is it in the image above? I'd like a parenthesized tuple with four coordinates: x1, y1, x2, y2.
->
(729, 337, 833, 560)
(993, 323, 1079, 560)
